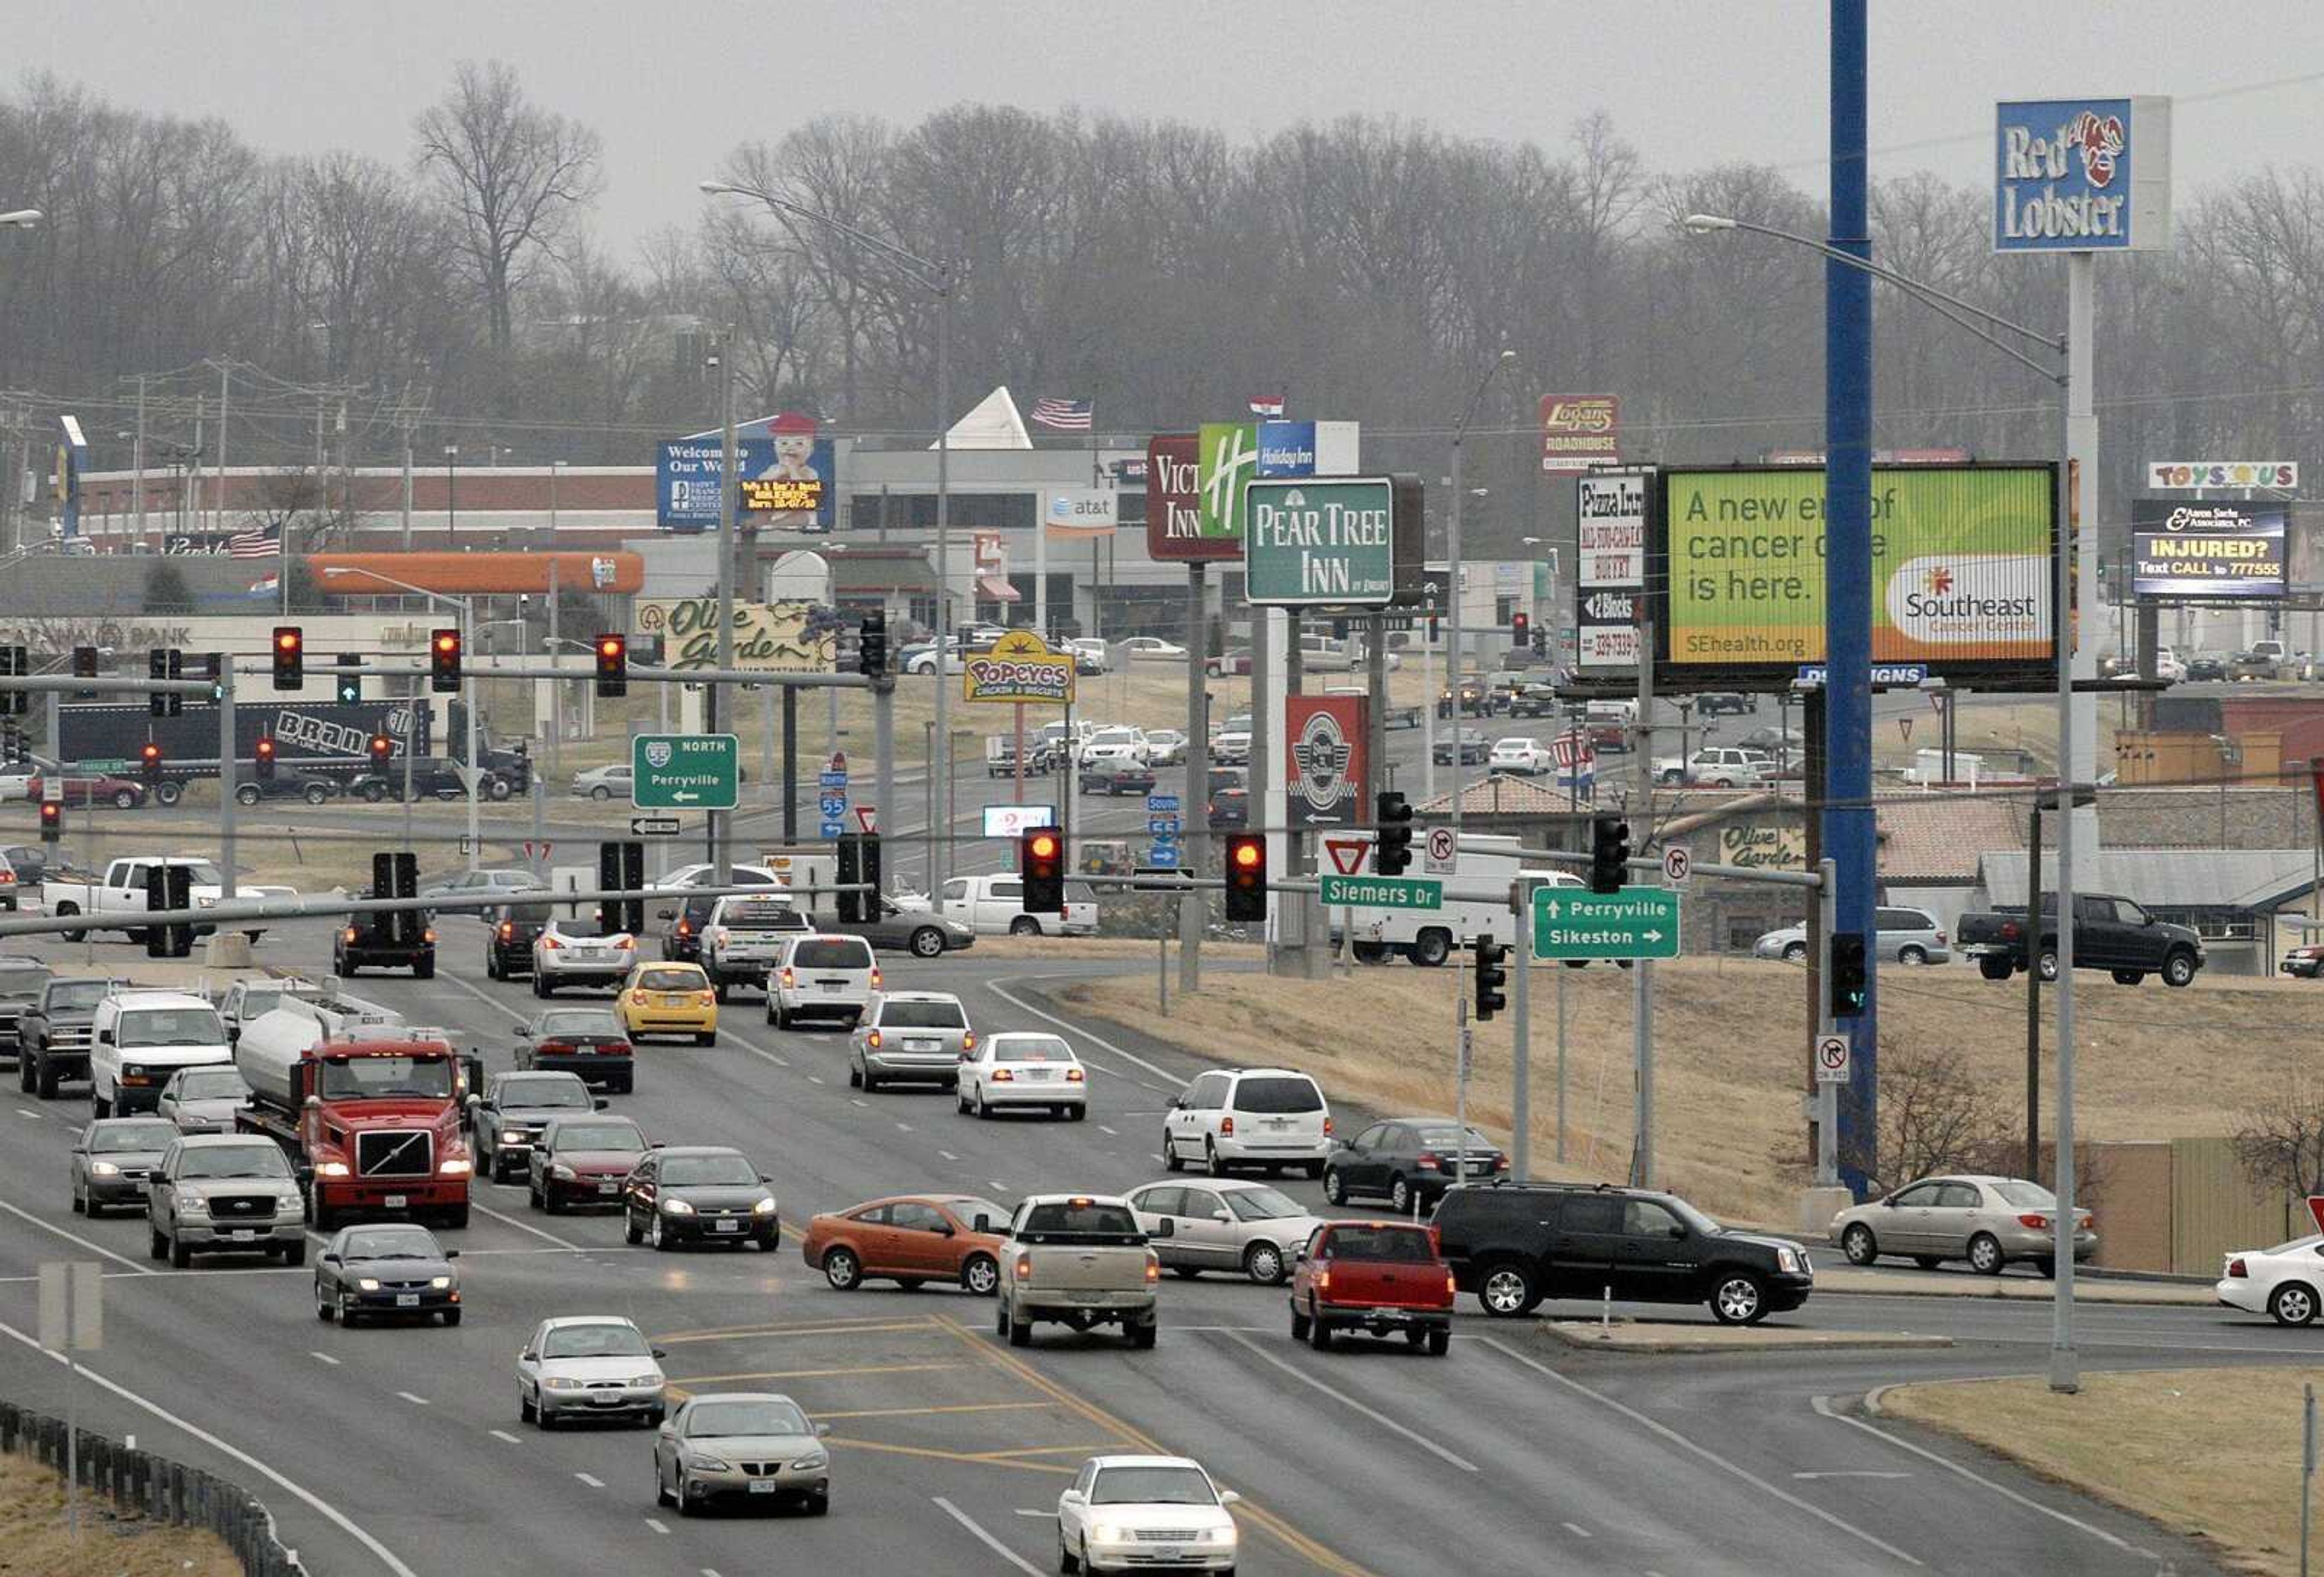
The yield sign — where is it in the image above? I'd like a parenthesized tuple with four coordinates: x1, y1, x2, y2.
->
(1324, 838, 1368, 876)
(855, 805, 879, 834)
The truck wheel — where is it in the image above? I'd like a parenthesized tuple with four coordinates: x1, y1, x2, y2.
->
(309, 1191, 335, 1233)
(155, 781, 183, 806)
(55, 904, 85, 943)
(149, 1227, 167, 1261)
(486, 776, 512, 801)
(2162, 951, 2199, 988)
(2035, 949, 2060, 983)
(1710, 1272, 1767, 1325)
(1307, 1308, 1333, 1350)
(303, 784, 331, 805)
(91, 1089, 110, 1119)
(2110, 969, 2144, 986)
(235, 784, 262, 806)
(36, 1056, 57, 1100)
(413, 957, 434, 980)
(1411, 929, 1452, 968)
(1129, 1319, 1157, 1351)
(442, 1203, 469, 1230)
(1008, 917, 1041, 937)
(1006, 1303, 1032, 1348)
(14, 1053, 28, 1094)
(281, 1241, 306, 1268)
(1425, 1328, 1450, 1356)
(168, 1233, 190, 1269)
(1289, 1303, 1311, 1342)
(1977, 957, 2014, 982)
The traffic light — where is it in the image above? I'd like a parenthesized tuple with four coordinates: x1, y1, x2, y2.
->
(373, 851, 422, 945)
(1830, 933, 1869, 1019)
(139, 741, 162, 787)
(144, 863, 193, 959)
(0, 646, 24, 716)
(1474, 933, 1508, 1021)
(1374, 790, 1414, 877)
(38, 799, 60, 844)
(1223, 833, 1266, 922)
(597, 841, 645, 934)
(430, 629, 462, 693)
(73, 645, 97, 699)
(369, 733, 393, 769)
(1511, 611, 1531, 648)
(1589, 815, 1630, 895)
(336, 652, 361, 704)
(149, 649, 168, 717)
(594, 634, 627, 698)
(254, 735, 277, 781)
(272, 626, 304, 692)
(857, 611, 888, 677)
(1532, 626, 1547, 657)
(1022, 828, 1065, 914)
(835, 833, 884, 924)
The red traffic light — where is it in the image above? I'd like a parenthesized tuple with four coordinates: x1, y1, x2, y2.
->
(1230, 840, 1261, 870)
(597, 636, 623, 660)
(368, 733, 393, 765)
(274, 628, 302, 655)
(1224, 833, 1267, 921)
(429, 628, 462, 693)
(255, 736, 276, 759)
(1028, 831, 1060, 862)
(594, 632, 628, 698)
(140, 743, 161, 766)
(272, 625, 305, 691)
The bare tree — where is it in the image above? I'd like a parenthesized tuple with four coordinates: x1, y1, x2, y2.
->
(2234, 1071, 2324, 1204)
(1868, 1040, 2003, 1192)
(413, 61, 602, 355)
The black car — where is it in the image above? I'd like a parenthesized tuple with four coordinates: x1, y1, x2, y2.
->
(483, 899, 554, 980)
(2184, 654, 2228, 683)
(1206, 767, 1249, 831)
(1432, 729, 1489, 766)
(656, 893, 721, 965)
(232, 769, 340, 807)
(1323, 1116, 1506, 1213)
(1696, 692, 1754, 716)
(468, 1070, 606, 1183)
(0, 956, 52, 1058)
(516, 1006, 635, 1092)
(335, 895, 436, 979)
(1080, 762, 1158, 797)
(313, 1222, 461, 1326)
(621, 1144, 778, 1251)
(1431, 1180, 1814, 1325)
(349, 756, 502, 803)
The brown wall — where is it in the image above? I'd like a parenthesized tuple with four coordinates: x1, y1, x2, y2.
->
(2075, 1135, 2301, 1275)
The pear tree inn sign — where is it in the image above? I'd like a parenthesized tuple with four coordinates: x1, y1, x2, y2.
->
(1243, 475, 1425, 609)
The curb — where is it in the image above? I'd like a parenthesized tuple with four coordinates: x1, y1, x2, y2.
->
(1540, 1321, 1954, 1356)
(1816, 1276, 2209, 1309)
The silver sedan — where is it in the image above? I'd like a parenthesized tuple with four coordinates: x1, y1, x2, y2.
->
(1829, 1174, 2095, 1276)
(1126, 1179, 1324, 1286)
(654, 1392, 831, 1516)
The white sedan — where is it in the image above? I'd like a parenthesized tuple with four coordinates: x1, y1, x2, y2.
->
(2217, 1228, 2324, 1325)
(1118, 637, 1188, 662)
(956, 1031, 1086, 1120)
(1057, 1455, 1239, 1575)
(1488, 736, 1553, 775)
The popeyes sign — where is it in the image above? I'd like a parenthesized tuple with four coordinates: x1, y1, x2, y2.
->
(962, 631, 1076, 706)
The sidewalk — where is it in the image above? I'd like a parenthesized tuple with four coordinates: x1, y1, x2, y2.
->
(1817, 1267, 2213, 1306)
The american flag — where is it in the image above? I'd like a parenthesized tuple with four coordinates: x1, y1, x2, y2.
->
(226, 527, 279, 560)
(1029, 396, 1093, 431)
(1248, 395, 1286, 418)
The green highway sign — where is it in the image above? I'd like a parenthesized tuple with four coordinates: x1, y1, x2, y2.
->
(1247, 477, 1410, 608)
(1532, 885, 1681, 960)
(631, 733, 740, 811)
(1321, 873, 1443, 911)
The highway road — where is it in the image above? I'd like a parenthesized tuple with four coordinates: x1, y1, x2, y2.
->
(0, 917, 2276, 1576)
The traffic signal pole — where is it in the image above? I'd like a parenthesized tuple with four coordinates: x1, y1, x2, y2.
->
(1632, 616, 1657, 1188)
(217, 661, 237, 913)
(1510, 876, 1534, 1181)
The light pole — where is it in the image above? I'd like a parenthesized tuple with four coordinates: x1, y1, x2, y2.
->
(549, 459, 564, 537)
(442, 445, 459, 547)
(1682, 209, 2083, 1391)
(0, 210, 40, 229)
(323, 565, 482, 873)
(700, 176, 956, 885)
(1446, 343, 1509, 862)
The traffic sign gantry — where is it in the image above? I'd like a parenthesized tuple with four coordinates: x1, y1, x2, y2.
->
(1531, 885, 1681, 960)
(630, 733, 741, 811)
(1319, 874, 1442, 911)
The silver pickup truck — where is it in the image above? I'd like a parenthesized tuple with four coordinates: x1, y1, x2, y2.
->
(996, 1194, 1158, 1349)
(700, 897, 811, 998)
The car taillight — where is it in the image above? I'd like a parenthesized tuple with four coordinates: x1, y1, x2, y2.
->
(709, 928, 727, 946)
(866, 1030, 882, 1049)
(1219, 1116, 1234, 1136)
(615, 936, 635, 950)
(1416, 1152, 1440, 1171)
(1322, 1116, 1333, 1136)
(676, 921, 691, 936)
(1313, 1266, 1331, 1293)
(1014, 1253, 1033, 1281)
(870, 968, 882, 988)
(2228, 1257, 2248, 1277)
(539, 1040, 572, 1055)
(2018, 1213, 2050, 1230)
(343, 927, 358, 943)
(1445, 1270, 1457, 1297)
(1493, 1155, 1509, 1171)
(1144, 1253, 1159, 1285)
(422, 929, 436, 945)
(780, 967, 795, 988)
(697, 991, 714, 1005)
(542, 935, 562, 950)
(1934, 931, 1947, 945)
(991, 1068, 1014, 1081)
(1065, 1067, 1085, 1083)
(497, 922, 513, 940)
(963, 1031, 977, 1051)
(629, 991, 647, 1005)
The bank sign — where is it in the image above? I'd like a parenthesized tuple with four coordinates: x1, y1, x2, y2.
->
(1994, 97, 2171, 252)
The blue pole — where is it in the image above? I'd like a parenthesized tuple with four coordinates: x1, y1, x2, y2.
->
(1827, 0, 1877, 1195)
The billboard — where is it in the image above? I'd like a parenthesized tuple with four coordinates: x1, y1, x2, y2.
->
(962, 631, 1076, 707)
(1994, 97, 2171, 252)
(634, 598, 837, 672)
(1656, 465, 2056, 690)
(1255, 420, 1360, 478)
(1284, 694, 1368, 828)
(1539, 395, 1620, 474)
(2145, 461, 2299, 491)
(657, 429, 835, 533)
(2131, 499, 2285, 598)
(1577, 472, 1648, 672)
(1041, 487, 1118, 537)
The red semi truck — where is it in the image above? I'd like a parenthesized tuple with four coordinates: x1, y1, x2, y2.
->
(233, 994, 474, 1230)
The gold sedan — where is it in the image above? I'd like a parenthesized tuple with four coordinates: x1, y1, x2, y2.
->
(615, 962, 718, 1046)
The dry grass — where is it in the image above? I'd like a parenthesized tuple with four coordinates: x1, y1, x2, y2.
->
(1883, 1367, 2324, 1575)
(0, 1451, 243, 1577)
(1062, 954, 2321, 1226)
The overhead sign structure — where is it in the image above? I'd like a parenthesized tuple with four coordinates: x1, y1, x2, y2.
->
(1284, 694, 1368, 828)
(630, 733, 740, 811)
(2131, 499, 2285, 598)
(962, 631, 1077, 706)
(1814, 1034, 1851, 1086)
(1320, 873, 1443, 911)
(1994, 97, 2172, 253)
(1245, 476, 1422, 609)
(1539, 395, 1621, 474)
(1531, 885, 1682, 961)
(2146, 461, 2298, 492)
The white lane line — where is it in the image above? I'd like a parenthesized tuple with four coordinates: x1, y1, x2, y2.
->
(939, 1150, 959, 1162)
(575, 1471, 605, 1488)
(1013, 1508, 1055, 1518)
(471, 1199, 583, 1251)
(489, 1429, 522, 1444)
(0, 1197, 155, 1273)
(990, 1181, 1009, 1192)
(15, 1106, 41, 1119)
(850, 1097, 867, 1107)
(932, 1496, 1045, 1576)
(644, 1516, 669, 1534)
(1561, 1522, 1592, 1539)
(1817, 1394, 2151, 1556)
(396, 1391, 430, 1406)
(436, 967, 531, 1024)
(1097, 1124, 1118, 1136)
(1475, 1337, 1922, 1567)
(896, 1122, 913, 1132)
(983, 975, 1185, 1087)
(1218, 1333, 1477, 1473)
(1794, 1470, 1911, 1481)
(0, 1320, 421, 1576)
(807, 1075, 825, 1085)
(308, 1351, 340, 1366)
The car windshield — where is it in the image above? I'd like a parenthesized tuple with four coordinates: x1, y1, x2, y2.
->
(663, 1155, 759, 1187)
(172, 1069, 248, 1101)
(1663, 1196, 1725, 1236)
(723, 901, 798, 929)
(638, 968, 704, 992)
(117, 1008, 223, 1048)
(499, 1076, 590, 1108)
(551, 1123, 644, 1152)
(318, 1055, 453, 1100)
(50, 980, 111, 1011)
(793, 940, 870, 969)
(1327, 1225, 1437, 1262)
(540, 1323, 649, 1360)
(176, 1145, 290, 1179)
(90, 1119, 176, 1152)
(1414, 1125, 1493, 1151)
(1991, 1181, 2056, 1209)
(0, 968, 48, 1001)
(688, 1398, 810, 1438)
(178, 862, 225, 886)
(992, 1035, 1070, 1063)
(1016, 1201, 1140, 1241)
(235, 988, 286, 1017)
(883, 1000, 967, 1029)
(1234, 1077, 1322, 1115)
(1224, 1186, 1302, 1222)
(341, 1227, 439, 1260)
(1091, 1466, 1216, 1507)
(540, 1010, 621, 1036)
(556, 917, 620, 939)
(502, 903, 554, 925)
(948, 1198, 1008, 1231)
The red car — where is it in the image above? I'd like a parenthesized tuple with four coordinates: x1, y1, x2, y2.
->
(25, 774, 149, 810)
(526, 1113, 650, 1213)
(800, 1193, 1011, 1296)
(1288, 1220, 1455, 1354)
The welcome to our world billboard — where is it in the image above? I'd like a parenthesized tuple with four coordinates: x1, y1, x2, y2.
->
(1654, 465, 2058, 692)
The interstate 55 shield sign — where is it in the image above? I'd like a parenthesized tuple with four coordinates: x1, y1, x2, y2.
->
(1656, 465, 2056, 691)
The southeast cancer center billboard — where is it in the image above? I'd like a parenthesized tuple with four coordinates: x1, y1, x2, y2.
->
(1657, 466, 2056, 691)
(2132, 499, 2285, 598)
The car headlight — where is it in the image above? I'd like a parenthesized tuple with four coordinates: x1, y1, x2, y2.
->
(499, 1133, 528, 1147)
(549, 1164, 575, 1181)
(1206, 1526, 1237, 1545)
(753, 1196, 777, 1216)
(792, 1449, 828, 1471)
(1092, 1524, 1126, 1544)
(1776, 1247, 1803, 1274)
(429, 1276, 453, 1290)
(661, 1198, 695, 1215)
(542, 1376, 582, 1391)
(688, 1454, 732, 1472)
(175, 1192, 207, 1213)
(356, 1277, 381, 1291)
(89, 1161, 120, 1177)
(631, 1372, 663, 1388)
(439, 1157, 472, 1176)
(278, 1192, 303, 1212)
(316, 1161, 350, 1179)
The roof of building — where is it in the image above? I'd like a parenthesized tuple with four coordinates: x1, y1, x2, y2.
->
(1413, 775, 1589, 817)
(1874, 795, 2026, 884)
(1980, 848, 2318, 910)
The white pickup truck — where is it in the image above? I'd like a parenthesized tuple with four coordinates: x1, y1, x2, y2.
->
(42, 856, 296, 943)
(938, 873, 1098, 937)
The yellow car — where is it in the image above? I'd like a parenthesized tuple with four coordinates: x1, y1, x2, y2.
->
(616, 962, 718, 1046)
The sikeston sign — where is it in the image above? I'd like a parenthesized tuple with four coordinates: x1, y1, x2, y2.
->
(1531, 885, 1681, 960)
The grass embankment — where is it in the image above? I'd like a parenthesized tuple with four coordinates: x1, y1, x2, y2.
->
(0, 1452, 243, 1576)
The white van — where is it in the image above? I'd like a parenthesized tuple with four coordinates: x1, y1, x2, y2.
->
(939, 873, 1098, 937)
(766, 933, 881, 1029)
(90, 990, 232, 1118)
(1162, 1067, 1331, 1178)
(1330, 834, 1580, 967)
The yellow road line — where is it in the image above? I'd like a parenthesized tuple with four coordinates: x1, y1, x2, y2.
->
(668, 1361, 965, 1386)
(966, 1443, 1132, 1461)
(812, 1402, 1056, 1422)
(655, 1319, 940, 1346)
(821, 1435, 1077, 1476)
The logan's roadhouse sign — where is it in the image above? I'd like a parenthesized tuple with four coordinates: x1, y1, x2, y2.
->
(1245, 476, 1422, 608)
(962, 630, 1077, 706)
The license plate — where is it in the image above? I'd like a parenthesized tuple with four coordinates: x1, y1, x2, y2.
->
(905, 1038, 937, 1051)
(820, 981, 844, 993)
(598, 1181, 619, 1195)
(1266, 1118, 1290, 1130)
(747, 1480, 778, 1495)
(661, 995, 689, 1008)
(383, 1194, 406, 1209)
(395, 1293, 419, 1308)
(1028, 1068, 1054, 1081)
(229, 1228, 255, 1241)
(714, 1218, 741, 1233)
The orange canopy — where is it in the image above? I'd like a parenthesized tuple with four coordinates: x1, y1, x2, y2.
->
(309, 551, 645, 596)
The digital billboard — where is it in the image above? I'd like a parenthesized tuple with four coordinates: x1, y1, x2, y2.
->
(1656, 465, 2056, 691)
(2131, 499, 2285, 598)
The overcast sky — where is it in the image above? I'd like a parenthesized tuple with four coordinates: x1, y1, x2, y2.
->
(23, 1, 2324, 251)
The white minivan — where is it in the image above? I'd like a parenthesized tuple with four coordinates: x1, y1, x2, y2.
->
(765, 933, 881, 1030)
(939, 874, 1098, 937)
(1162, 1067, 1331, 1178)
(90, 990, 232, 1118)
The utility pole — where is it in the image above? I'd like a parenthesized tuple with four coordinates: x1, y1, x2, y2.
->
(1511, 873, 1535, 1180)
(215, 361, 229, 535)
(1631, 615, 1656, 1188)
(217, 661, 237, 907)
(1179, 561, 1207, 994)
(399, 422, 414, 552)
(131, 377, 148, 547)
(711, 335, 737, 876)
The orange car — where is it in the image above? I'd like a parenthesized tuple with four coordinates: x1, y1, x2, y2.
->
(801, 1193, 1010, 1296)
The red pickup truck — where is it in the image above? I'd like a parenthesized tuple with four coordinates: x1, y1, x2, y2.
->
(1288, 1220, 1454, 1355)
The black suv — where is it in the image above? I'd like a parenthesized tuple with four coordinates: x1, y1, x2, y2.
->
(483, 899, 554, 981)
(657, 893, 721, 964)
(1431, 1181, 1814, 1325)
(349, 756, 505, 802)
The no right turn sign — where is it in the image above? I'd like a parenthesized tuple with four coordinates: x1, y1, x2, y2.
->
(1814, 1034, 1851, 1084)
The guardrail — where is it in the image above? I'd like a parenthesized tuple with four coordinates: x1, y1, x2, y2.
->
(0, 1397, 304, 1575)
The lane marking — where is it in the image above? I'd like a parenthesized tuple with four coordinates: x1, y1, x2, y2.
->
(1217, 1333, 1477, 1474)
(396, 1391, 430, 1406)
(1097, 1124, 1117, 1136)
(983, 975, 1186, 1087)
(939, 1150, 959, 1162)
(1817, 1394, 2152, 1556)
(671, 1362, 965, 1385)
(1474, 1337, 1922, 1568)
(896, 1122, 913, 1133)
(0, 1197, 156, 1273)
(308, 1351, 340, 1366)
(933, 1495, 1046, 1576)
(0, 1320, 420, 1576)
(655, 1320, 939, 1346)
(850, 1097, 867, 1108)
(824, 1435, 1077, 1475)
(1014, 1507, 1055, 1518)
(807, 1075, 826, 1085)
(489, 1429, 522, 1444)
(436, 968, 530, 1025)
(15, 1106, 41, 1120)
(644, 1517, 668, 1534)
(1794, 1470, 1912, 1481)
(575, 1472, 605, 1489)
(815, 1401, 1054, 1423)
(1561, 1522, 1592, 1539)
(471, 1199, 583, 1250)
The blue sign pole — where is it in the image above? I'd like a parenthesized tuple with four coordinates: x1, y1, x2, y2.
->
(1828, 0, 1878, 1196)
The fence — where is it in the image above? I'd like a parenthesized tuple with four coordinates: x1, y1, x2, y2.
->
(0, 1397, 304, 1575)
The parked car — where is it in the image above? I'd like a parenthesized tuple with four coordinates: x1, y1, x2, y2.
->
(2217, 1218, 2324, 1326)
(2283, 940, 2324, 979)
(957, 1030, 1085, 1119)
(570, 764, 633, 801)
(1655, 746, 1765, 787)
(232, 768, 338, 807)
(1433, 728, 1490, 766)
(898, 641, 967, 675)
(1161, 1067, 1331, 1179)
(70, 1115, 178, 1215)
(1064, 637, 1111, 674)
(1288, 1219, 1455, 1354)
(1957, 893, 2205, 986)
(1118, 636, 1187, 662)
(614, 960, 718, 1046)
(1829, 1175, 2093, 1276)
(515, 1006, 635, 1091)
(653, 1392, 829, 1516)
(1486, 737, 1553, 776)
(849, 990, 973, 1090)
(516, 1315, 666, 1428)
(1754, 906, 1951, 965)
(1322, 1116, 1506, 1213)
(1431, 1179, 1813, 1324)
(767, 933, 880, 1029)
(1055, 1456, 1239, 1575)
(1080, 726, 1152, 769)
(621, 1144, 778, 1251)
(468, 1069, 606, 1182)
(2184, 653, 2228, 683)
(313, 1222, 461, 1326)
(801, 1193, 1009, 1295)
(1126, 1179, 1322, 1286)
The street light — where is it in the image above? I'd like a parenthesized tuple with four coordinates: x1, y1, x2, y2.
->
(442, 445, 459, 546)
(701, 175, 954, 884)
(0, 210, 41, 229)
(1683, 209, 2084, 1391)
(323, 564, 481, 871)
(1447, 347, 1517, 859)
